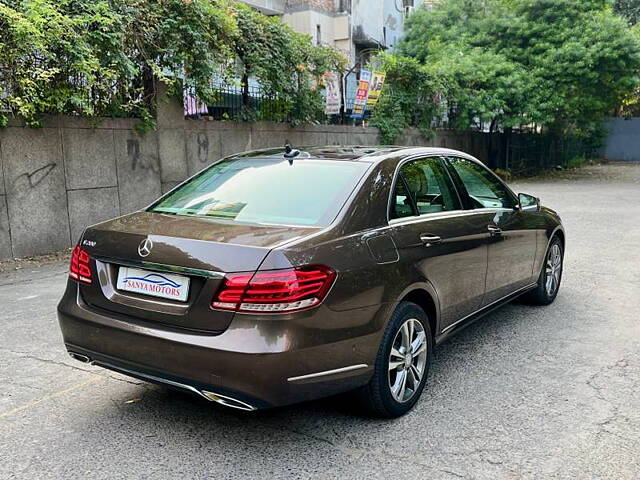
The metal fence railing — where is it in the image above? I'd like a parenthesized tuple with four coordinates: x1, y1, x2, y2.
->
(183, 80, 372, 123)
(184, 84, 292, 122)
(505, 133, 599, 173)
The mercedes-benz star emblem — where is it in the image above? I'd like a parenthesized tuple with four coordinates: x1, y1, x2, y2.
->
(138, 238, 153, 258)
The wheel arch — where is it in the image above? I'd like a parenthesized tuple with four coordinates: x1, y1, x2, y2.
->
(398, 285, 440, 338)
(553, 227, 565, 249)
(533, 225, 565, 279)
(546, 225, 565, 257)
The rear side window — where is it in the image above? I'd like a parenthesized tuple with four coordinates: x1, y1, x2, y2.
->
(390, 156, 460, 219)
(149, 158, 370, 227)
(391, 176, 414, 219)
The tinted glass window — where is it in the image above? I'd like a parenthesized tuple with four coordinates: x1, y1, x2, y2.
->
(390, 177, 415, 219)
(394, 157, 460, 216)
(447, 157, 516, 209)
(150, 158, 370, 227)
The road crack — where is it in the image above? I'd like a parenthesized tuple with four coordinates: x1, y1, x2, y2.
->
(585, 355, 634, 441)
(253, 420, 513, 478)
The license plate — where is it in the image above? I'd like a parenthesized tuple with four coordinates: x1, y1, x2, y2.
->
(116, 267, 190, 302)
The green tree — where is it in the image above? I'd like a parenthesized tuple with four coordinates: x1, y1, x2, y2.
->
(369, 54, 450, 144)
(373, 0, 640, 142)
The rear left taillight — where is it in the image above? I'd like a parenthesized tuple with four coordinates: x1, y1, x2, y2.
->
(69, 246, 92, 284)
(212, 265, 336, 314)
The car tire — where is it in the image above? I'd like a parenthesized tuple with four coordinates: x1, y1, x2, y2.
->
(357, 301, 433, 418)
(522, 236, 564, 306)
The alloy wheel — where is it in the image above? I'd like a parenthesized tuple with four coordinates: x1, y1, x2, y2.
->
(545, 243, 562, 296)
(388, 318, 428, 403)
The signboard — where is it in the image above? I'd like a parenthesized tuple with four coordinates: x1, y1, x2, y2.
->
(351, 69, 372, 119)
(366, 72, 386, 108)
(323, 73, 341, 115)
(344, 72, 358, 111)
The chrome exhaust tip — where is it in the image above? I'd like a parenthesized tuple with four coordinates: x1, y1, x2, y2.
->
(200, 390, 257, 411)
(68, 352, 92, 364)
(66, 354, 257, 411)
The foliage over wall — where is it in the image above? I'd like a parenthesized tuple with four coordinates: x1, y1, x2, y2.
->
(0, 0, 345, 129)
(229, 2, 345, 124)
(372, 0, 640, 144)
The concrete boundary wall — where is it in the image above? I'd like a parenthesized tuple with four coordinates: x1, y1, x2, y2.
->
(0, 98, 488, 260)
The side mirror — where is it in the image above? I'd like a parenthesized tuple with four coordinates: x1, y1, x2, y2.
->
(518, 193, 540, 212)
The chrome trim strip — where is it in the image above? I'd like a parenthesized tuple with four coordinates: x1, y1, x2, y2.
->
(91, 359, 257, 411)
(520, 205, 540, 212)
(92, 360, 208, 399)
(287, 364, 369, 382)
(95, 256, 224, 279)
(387, 208, 510, 228)
(441, 283, 538, 334)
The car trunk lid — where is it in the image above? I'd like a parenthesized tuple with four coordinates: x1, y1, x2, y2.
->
(78, 212, 318, 332)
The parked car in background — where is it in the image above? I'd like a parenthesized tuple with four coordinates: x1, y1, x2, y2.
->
(58, 146, 564, 417)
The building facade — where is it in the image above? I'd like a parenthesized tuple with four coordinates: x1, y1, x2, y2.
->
(239, 0, 428, 66)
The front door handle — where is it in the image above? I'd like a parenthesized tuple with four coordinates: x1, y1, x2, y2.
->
(488, 225, 502, 236)
(420, 234, 442, 247)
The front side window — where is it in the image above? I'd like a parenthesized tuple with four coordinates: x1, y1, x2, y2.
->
(390, 156, 460, 219)
(150, 158, 371, 227)
(447, 157, 516, 209)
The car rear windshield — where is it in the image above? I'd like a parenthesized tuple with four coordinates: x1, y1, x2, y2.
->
(149, 157, 371, 227)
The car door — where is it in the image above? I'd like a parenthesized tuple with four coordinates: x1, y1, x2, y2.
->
(444, 156, 538, 305)
(388, 156, 490, 331)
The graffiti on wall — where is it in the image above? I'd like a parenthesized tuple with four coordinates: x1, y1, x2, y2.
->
(127, 139, 159, 173)
(15, 163, 57, 189)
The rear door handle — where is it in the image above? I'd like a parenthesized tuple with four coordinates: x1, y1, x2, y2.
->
(488, 225, 502, 236)
(420, 234, 442, 247)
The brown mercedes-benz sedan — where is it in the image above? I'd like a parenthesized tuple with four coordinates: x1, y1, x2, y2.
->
(58, 146, 564, 417)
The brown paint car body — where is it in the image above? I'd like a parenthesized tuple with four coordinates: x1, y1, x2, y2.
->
(57, 147, 564, 412)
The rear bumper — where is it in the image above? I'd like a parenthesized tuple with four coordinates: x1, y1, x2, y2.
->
(57, 283, 383, 409)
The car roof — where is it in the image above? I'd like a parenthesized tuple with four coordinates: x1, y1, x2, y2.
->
(230, 146, 480, 163)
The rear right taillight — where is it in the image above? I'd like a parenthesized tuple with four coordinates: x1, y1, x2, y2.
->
(69, 246, 92, 284)
(212, 265, 336, 314)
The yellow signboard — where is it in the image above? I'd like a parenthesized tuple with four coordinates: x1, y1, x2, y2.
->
(366, 72, 386, 108)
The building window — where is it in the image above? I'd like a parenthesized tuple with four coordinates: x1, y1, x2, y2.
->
(316, 24, 322, 46)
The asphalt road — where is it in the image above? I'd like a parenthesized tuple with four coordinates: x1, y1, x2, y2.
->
(1, 163, 639, 479)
